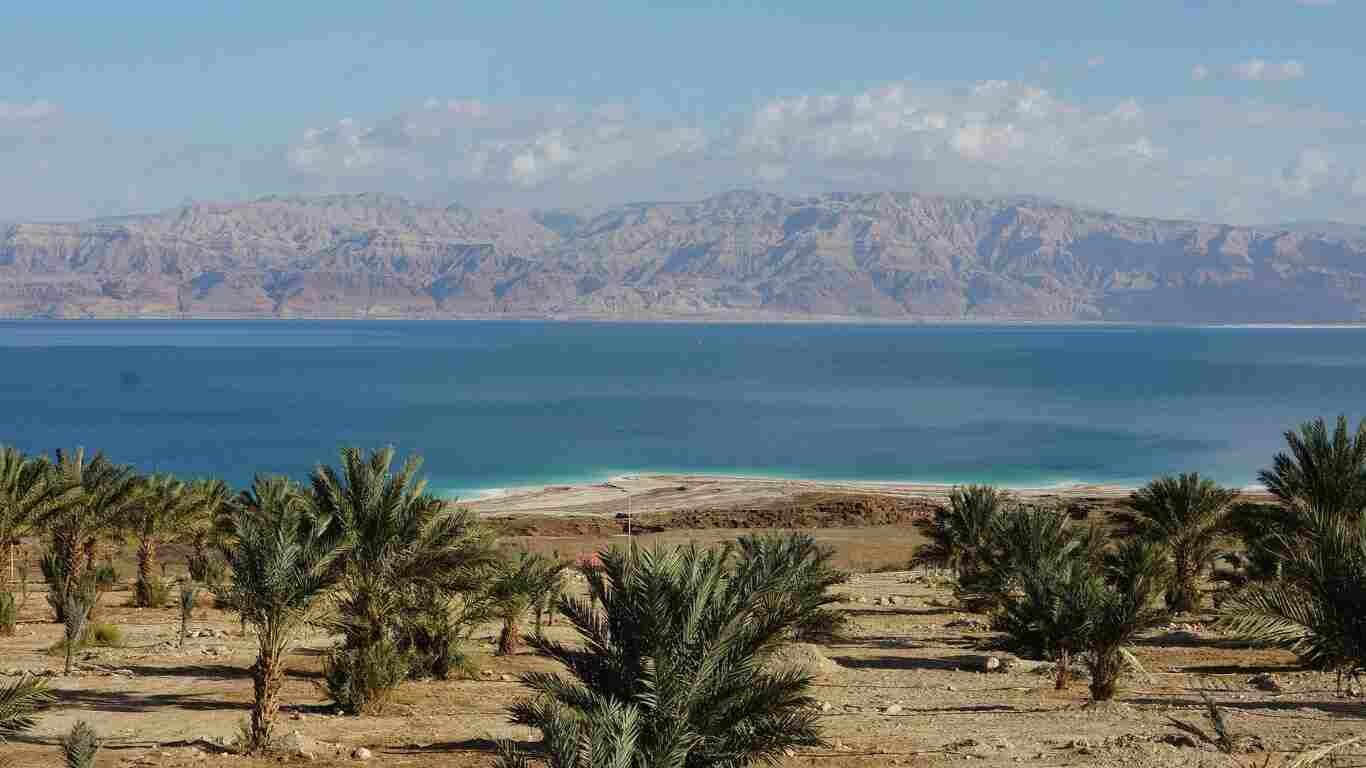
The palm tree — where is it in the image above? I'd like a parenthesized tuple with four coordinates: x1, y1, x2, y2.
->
(974, 505, 1090, 605)
(1117, 473, 1238, 613)
(1221, 506, 1366, 682)
(311, 447, 497, 708)
(1085, 540, 1172, 701)
(41, 449, 143, 610)
(489, 551, 563, 656)
(733, 532, 849, 641)
(184, 478, 233, 584)
(913, 485, 1012, 584)
(1, 448, 67, 589)
(123, 475, 202, 607)
(217, 475, 339, 753)
(0, 674, 53, 745)
(504, 541, 825, 768)
(1259, 416, 1366, 524)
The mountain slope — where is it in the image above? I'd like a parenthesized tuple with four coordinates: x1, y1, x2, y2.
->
(2, 191, 1363, 322)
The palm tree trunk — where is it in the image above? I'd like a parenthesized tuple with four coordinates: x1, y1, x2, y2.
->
(1170, 552, 1200, 613)
(1055, 648, 1070, 690)
(2, 541, 14, 588)
(497, 615, 520, 656)
(1089, 650, 1121, 701)
(136, 539, 158, 607)
(251, 652, 284, 752)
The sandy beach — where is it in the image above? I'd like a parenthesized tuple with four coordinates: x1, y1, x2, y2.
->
(462, 472, 1141, 517)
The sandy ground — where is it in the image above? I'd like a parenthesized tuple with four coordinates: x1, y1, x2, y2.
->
(3, 564, 1364, 768)
(464, 474, 1137, 517)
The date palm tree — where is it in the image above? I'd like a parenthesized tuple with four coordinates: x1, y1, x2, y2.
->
(217, 475, 339, 753)
(1221, 505, 1366, 683)
(310, 447, 496, 709)
(1259, 415, 1366, 525)
(0, 674, 53, 746)
(124, 474, 203, 607)
(41, 449, 143, 612)
(185, 478, 233, 583)
(912, 485, 1012, 584)
(488, 551, 565, 655)
(0, 447, 74, 589)
(503, 540, 826, 768)
(1117, 473, 1238, 613)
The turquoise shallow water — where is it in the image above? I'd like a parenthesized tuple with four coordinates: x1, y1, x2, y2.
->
(2, 321, 1364, 497)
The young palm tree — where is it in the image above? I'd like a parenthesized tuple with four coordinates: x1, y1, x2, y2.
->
(912, 485, 1012, 583)
(217, 475, 339, 753)
(504, 541, 826, 768)
(1259, 415, 1366, 524)
(974, 505, 1089, 605)
(0, 446, 75, 589)
(1085, 540, 1172, 701)
(41, 449, 143, 612)
(311, 447, 497, 709)
(488, 551, 562, 656)
(995, 555, 1097, 690)
(1117, 473, 1238, 613)
(124, 475, 203, 607)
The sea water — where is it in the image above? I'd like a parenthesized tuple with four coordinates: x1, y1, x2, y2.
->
(2, 321, 1364, 497)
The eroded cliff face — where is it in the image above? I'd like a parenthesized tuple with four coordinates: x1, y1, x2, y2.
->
(2, 190, 1363, 322)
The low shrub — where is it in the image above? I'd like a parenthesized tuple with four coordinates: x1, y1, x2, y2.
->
(47, 623, 124, 656)
(321, 638, 411, 715)
(134, 579, 172, 609)
(62, 721, 100, 768)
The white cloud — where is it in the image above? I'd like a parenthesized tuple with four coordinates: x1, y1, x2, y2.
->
(1191, 60, 1307, 83)
(0, 100, 58, 122)
(1232, 59, 1307, 82)
(270, 76, 1366, 225)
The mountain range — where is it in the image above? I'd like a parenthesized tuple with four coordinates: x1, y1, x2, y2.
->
(2, 190, 1364, 323)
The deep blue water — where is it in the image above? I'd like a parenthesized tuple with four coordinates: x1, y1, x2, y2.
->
(2, 321, 1365, 497)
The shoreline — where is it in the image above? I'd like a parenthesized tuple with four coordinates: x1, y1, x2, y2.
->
(461, 472, 1176, 518)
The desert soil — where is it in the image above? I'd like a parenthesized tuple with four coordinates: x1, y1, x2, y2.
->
(3, 482, 1352, 768)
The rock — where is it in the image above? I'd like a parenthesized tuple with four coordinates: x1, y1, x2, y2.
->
(351, 747, 372, 760)
(1163, 733, 1200, 749)
(883, 704, 903, 715)
(975, 655, 1002, 673)
(945, 684, 958, 692)
(765, 643, 841, 678)
(872, 596, 884, 606)
(817, 701, 833, 713)
(499, 673, 516, 682)
(112, 668, 135, 677)
(886, 596, 900, 606)
(1248, 673, 1283, 692)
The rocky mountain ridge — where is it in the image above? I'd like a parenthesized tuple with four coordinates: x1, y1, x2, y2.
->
(2, 190, 1363, 322)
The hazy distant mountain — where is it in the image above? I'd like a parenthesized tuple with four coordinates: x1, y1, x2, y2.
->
(2, 191, 1364, 322)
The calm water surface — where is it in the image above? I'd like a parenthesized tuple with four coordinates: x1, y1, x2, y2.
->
(2, 321, 1364, 496)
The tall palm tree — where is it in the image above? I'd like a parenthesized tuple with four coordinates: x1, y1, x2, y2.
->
(0, 447, 76, 587)
(310, 445, 497, 710)
(41, 449, 143, 604)
(505, 541, 826, 768)
(217, 475, 339, 753)
(123, 475, 203, 606)
(1117, 473, 1238, 613)
(912, 485, 1012, 583)
(1259, 416, 1366, 525)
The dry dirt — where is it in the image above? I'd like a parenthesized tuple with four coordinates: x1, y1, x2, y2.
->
(3, 487, 1356, 768)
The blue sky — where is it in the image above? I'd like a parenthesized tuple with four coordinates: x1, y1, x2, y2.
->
(2, 1, 1364, 224)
